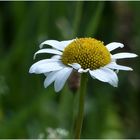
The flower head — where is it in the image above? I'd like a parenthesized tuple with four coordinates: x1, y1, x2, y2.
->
(29, 38, 137, 92)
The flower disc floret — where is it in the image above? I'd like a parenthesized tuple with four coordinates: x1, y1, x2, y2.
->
(62, 38, 111, 70)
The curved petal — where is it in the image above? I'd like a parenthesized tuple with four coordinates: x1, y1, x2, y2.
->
(54, 67, 73, 92)
(44, 71, 60, 88)
(106, 42, 124, 52)
(106, 62, 133, 71)
(89, 68, 118, 87)
(29, 60, 65, 74)
(30, 59, 60, 68)
(39, 39, 74, 51)
(39, 40, 61, 50)
(34, 49, 62, 59)
(111, 53, 138, 59)
(51, 55, 61, 60)
(69, 63, 81, 70)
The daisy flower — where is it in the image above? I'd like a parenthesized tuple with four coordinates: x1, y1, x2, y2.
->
(29, 38, 137, 92)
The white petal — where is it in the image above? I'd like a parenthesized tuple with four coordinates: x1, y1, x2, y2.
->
(44, 72, 50, 76)
(78, 68, 89, 73)
(69, 63, 81, 70)
(106, 62, 133, 71)
(111, 53, 138, 59)
(30, 59, 59, 67)
(106, 42, 124, 52)
(44, 71, 59, 88)
(54, 67, 73, 92)
(51, 55, 61, 60)
(34, 49, 62, 59)
(89, 68, 118, 87)
(39, 40, 62, 50)
(29, 60, 65, 74)
(39, 39, 74, 51)
(90, 69, 106, 82)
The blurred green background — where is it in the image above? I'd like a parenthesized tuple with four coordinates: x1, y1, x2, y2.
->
(0, 1, 140, 139)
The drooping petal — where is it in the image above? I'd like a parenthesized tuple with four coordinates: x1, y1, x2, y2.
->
(29, 59, 65, 74)
(54, 67, 73, 92)
(69, 63, 81, 70)
(34, 48, 62, 59)
(44, 71, 60, 88)
(30, 59, 59, 67)
(51, 55, 61, 60)
(111, 53, 138, 59)
(39, 40, 62, 50)
(89, 68, 118, 87)
(39, 39, 74, 51)
(106, 62, 133, 71)
(106, 42, 124, 52)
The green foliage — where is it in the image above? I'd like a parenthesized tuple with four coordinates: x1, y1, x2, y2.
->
(0, 1, 140, 138)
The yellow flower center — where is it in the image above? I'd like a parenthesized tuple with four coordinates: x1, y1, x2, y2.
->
(61, 38, 111, 70)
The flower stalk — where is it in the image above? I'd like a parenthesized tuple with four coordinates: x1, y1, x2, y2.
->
(74, 73, 87, 139)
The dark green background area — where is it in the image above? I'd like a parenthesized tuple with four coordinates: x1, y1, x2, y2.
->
(0, 1, 140, 139)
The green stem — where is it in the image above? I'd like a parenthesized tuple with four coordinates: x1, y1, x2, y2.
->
(74, 74, 87, 139)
